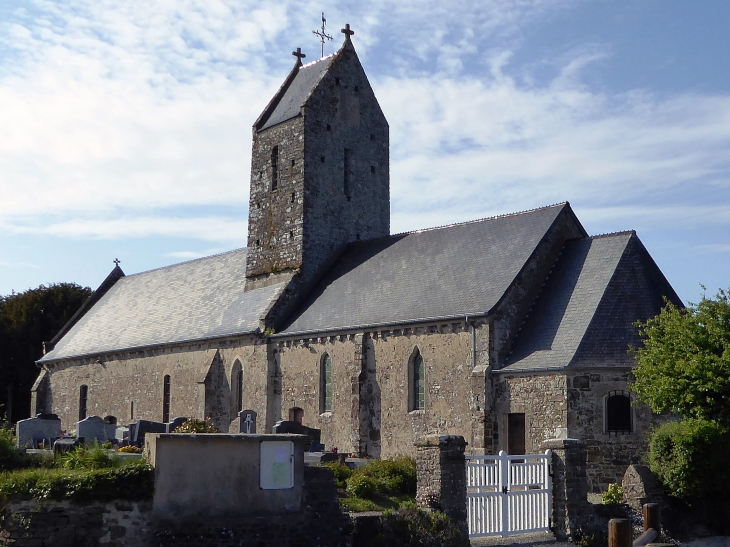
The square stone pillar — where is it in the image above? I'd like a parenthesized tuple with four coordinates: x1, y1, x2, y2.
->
(542, 438, 591, 540)
(415, 435, 468, 536)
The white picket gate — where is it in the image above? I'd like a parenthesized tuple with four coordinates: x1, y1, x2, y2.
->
(466, 450, 552, 538)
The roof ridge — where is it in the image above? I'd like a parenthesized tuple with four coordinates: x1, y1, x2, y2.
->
(300, 53, 335, 69)
(589, 230, 636, 240)
(122, 247, 247, 279)
(391, 202, 569, 237)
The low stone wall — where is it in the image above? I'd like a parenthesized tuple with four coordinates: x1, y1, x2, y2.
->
(0, 467, 352, 547)
(0, 500, 153, 547)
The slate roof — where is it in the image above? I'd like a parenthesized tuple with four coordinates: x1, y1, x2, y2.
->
(39, 249, 284, 363)
(279, 204, 573, 336)
(257, 55, 334, 131)
(500, 232, 680, 372)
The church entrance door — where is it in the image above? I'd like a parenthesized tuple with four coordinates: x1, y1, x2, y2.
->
(507, 413, 525, 455)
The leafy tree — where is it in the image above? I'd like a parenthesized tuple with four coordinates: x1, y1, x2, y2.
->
(631, 288, 730, 426)
(0, 283, 92, 422)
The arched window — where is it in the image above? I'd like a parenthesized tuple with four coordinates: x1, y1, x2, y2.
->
(321, 353, 333, 413)
(606, 391, 632, 435)
(162, 375, 171, 423)
(409, 348, 425, 411)
(79, 385, 88, 421)
(236, 369, 244, 414)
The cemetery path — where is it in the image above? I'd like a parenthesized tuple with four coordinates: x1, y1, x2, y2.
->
(470, 532, 572, 547)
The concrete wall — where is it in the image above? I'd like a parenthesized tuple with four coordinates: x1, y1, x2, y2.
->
(147, 433, 307, 519)
(42, 335, 268, 433)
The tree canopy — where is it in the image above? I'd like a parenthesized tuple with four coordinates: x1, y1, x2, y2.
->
(0, 283, 92, 422)
(631, 288, 730, 426)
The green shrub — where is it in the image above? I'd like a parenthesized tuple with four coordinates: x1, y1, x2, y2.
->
(346, 474, 377, 498)
(59, 441, 122, 470)
(322, 462, 352, 488)
(372, 507, 469, 547)
(0, 461, 154, 502)
(648, 418, 730, 499)
(172, 418, 218, 433)
(602, 483, 623, 504)
(352, 456, 417, 497)
(0, 424, 29, 471)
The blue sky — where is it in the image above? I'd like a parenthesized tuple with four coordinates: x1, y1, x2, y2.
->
(1, 0, 728, 304)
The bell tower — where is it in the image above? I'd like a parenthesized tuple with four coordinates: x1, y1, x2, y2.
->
(246, 26, 389, 303)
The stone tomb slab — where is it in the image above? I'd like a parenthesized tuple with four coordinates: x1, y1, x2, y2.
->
(77, 415, 117, 443)
(238, 410, 257, 434)
(15, 414, 62, 448)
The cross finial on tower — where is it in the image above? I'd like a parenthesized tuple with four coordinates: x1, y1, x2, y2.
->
(312, 12, 333, 58)
(113, 258, 121, 266)
(292, 47, 306, 65)
(341, 24, 354, 40)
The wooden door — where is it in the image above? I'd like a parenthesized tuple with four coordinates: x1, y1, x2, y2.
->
(508, 413, 526, 455)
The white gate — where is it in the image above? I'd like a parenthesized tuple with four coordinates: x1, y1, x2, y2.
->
(466, 450, 552, 538)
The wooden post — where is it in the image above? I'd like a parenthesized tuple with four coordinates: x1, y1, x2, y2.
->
(643, 503, 660, 532)
(608, 518, 632, 547)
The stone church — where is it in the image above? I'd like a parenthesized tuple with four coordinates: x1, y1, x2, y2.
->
(34, 28, 680, 491)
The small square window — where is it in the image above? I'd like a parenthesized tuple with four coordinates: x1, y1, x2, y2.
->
(371, 166, 375, 174)
(321, 156, 325, 163)
(327, 124, 331, 131)
(370, 134, 374, 141)
(291, 159, 295, 166)
(335, 78, 340, 86)
(354, 85, 358, 92)
(289, 231, 294, 239)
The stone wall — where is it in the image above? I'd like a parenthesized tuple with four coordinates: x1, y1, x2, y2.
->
(0, 500, 153, 547)
(0, 467, 351, 547)
(493, 372, 568, 454)
(566, 370, 657, 492)
(415, 434, 468, 537)
(246, 116, 305, 280)
(42, 335, 268, 434)
(274, 320, 482, 458)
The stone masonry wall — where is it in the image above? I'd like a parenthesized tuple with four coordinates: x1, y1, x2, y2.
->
(276, 335, 363, 454)
(567, 370, 657, 492)
(372, 325, 476, 459)
(0, 467, 351, 547)
(493, 372, 568, 454)
(246, 116, 305, 280)
(43, 336, 268, 433)
(275, 320, 484, 459)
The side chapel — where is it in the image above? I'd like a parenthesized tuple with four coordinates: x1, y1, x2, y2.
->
(34, 26, 681, 491)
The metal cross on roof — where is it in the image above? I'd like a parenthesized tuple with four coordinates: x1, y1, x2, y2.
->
(113, 258, 120, 266)
(292, 47, 306, 64)
(341, 23, 354, 39)
(312, 12, 333, 58)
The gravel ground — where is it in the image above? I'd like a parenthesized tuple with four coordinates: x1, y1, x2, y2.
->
(470, 532, 572, 547)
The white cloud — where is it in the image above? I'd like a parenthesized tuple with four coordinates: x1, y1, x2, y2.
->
(0, 0, 728, 247)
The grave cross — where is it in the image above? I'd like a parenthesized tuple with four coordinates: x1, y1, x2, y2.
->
(244, 413, 254, 434)
(341, 23, 354, 39)
(113, 258, 120, 266)
(292, 47, 306, 64)
(312, 12, 333, 58)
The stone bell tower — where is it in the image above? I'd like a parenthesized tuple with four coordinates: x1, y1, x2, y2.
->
(245, 25, 389, 307)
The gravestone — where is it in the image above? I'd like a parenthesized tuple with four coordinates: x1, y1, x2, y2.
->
(166, 417, 188, 433)
(272, 420, 321, 451)
(130, 419, 167, 446)
(77, 415, 117, 443)
(15, 414, 62, 448)
(53, 437, 83, 453)
(238, 410, 257, 434)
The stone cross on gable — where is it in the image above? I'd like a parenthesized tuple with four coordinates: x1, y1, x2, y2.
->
(341, 24, 354, 39)
(113, 258, 120, 266)
(292, 47, 306, 64)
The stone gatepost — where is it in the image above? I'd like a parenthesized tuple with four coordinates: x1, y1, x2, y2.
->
(542, 439, 591, 540)
(415, 435, 468, 536)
